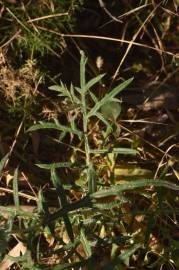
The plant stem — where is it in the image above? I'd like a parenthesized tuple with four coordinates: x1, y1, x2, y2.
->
(81, 91, 90, 167)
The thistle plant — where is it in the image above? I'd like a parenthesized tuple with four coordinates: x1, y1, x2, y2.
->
(26, 51, 179, 268)
(1, 52, 179, 269)
(29, 50, 137, 193)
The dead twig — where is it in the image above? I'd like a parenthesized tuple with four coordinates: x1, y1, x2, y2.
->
(98, 0, 123, 23)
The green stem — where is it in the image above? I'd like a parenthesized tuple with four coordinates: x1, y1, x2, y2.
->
(81, 90, 93, 193)
(81, 92, 90, 167)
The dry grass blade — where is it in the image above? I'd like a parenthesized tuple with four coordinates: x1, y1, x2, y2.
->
(112, 3, 160, 80)
(0, 120, 24, 181)
(36, 27, 179, 60)
(118, 122, 174, 159)
(100, 3, 151, 28)
(0, 30, 21, 49)
(162, 6, 179, 16)
(0, 187, 38, 201)
(154, 144, 177, 179)
(27, 12, 68, 23)
(98, 0, 123, 23)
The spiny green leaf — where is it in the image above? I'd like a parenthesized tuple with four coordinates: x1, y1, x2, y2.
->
(70, 83, 80, 103)
(48, 84, 65, 93)
(27, 121, 82, 137)
(93, 196, 128, 210)
(36, 162, 85, 170)
(49, 82, 73, 101)
(90, 147, 138, 155)
(37, 162, 73, 170)
(92, 179, 179, 199)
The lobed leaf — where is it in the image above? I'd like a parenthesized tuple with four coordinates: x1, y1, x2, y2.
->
(27, 121, 82, 137)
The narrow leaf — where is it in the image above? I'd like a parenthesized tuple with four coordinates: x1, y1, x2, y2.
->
(90, 147, 138, 155)
(70, 83, 80, 104)
(0, 153, 9, 175)
(102, 77, 133, 102)
(36, 162, 86, 170)
(51, 168, 67, 203)
(80, 227, 92, 257)
(80, 50, 87, 91)
(88, 162, 97, 193)
(92, 179, 179, 199)
(95, 111, 112, 129)
(37, 162, 76, 170)
(37, 189, 49, 214)
(13, 167, 19, 209)
(27, 122, 82, 137)
(49, 82, 72, 100)
(93, 195, 128, 210)
(88, 78, 133, 118)
(85, 73, 105, 90)
(49, 85, 64, 92)
(89, 90, 98, 103)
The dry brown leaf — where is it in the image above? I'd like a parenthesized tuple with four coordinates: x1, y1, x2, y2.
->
(6, 173, 13, 186)
(0, 241, 26, 270)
